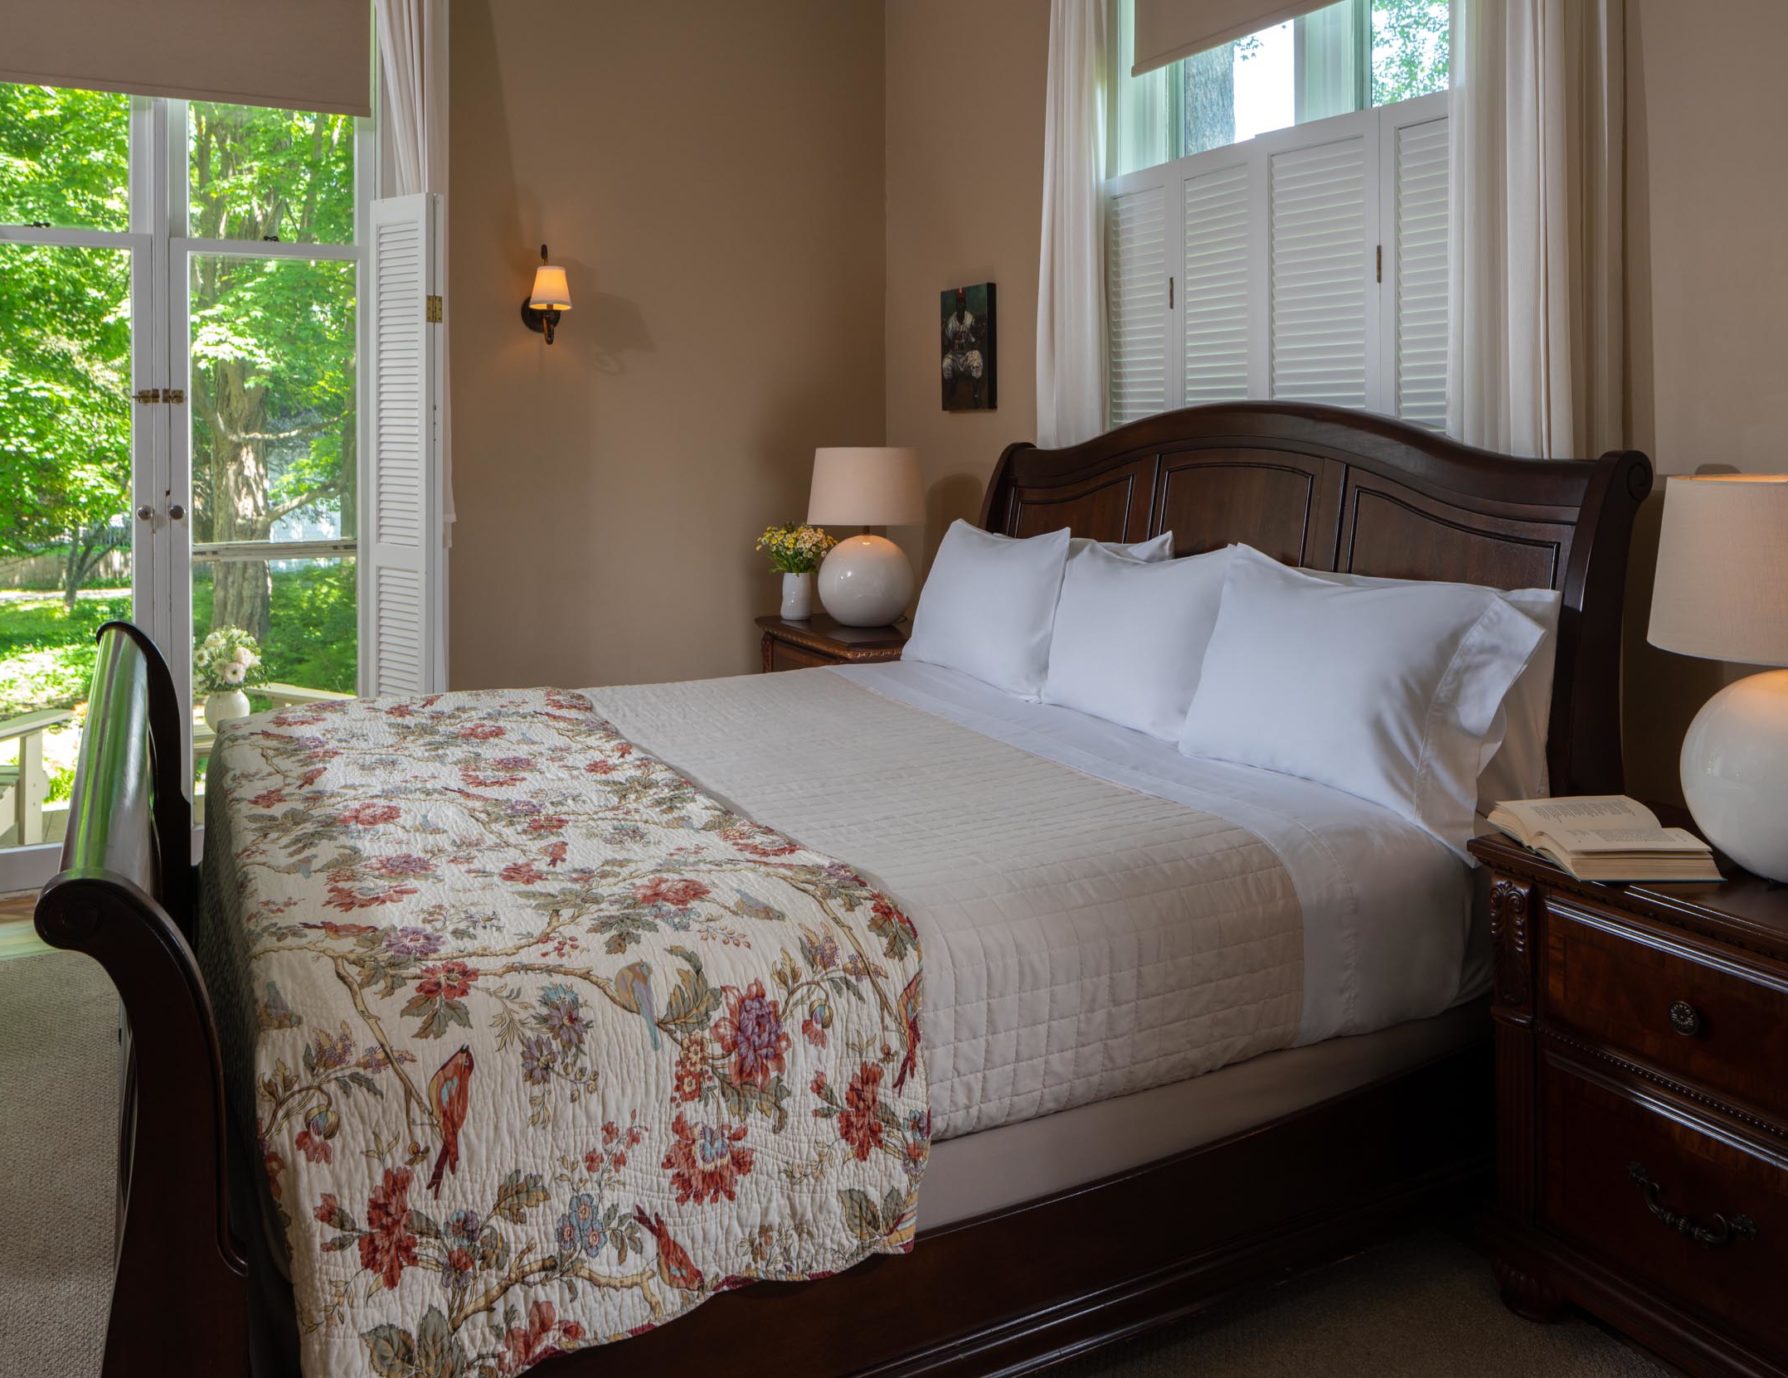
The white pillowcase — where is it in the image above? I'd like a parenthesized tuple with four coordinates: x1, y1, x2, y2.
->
(1070, 531, 1173, 562)
(1178, 546, 1544, 857)
(1309, 568, 1561, 810)
(904, 521, 1072, 697)
(1042, 545, 1231, 740)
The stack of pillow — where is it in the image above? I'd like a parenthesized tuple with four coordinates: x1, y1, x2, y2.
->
(902, 520, 1561, 860)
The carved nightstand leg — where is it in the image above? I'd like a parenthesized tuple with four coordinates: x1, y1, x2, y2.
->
(1496, 1258, 1567, 1323)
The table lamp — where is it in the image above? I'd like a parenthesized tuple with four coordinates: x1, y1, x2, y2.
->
(807, 447, 924, 626)
(1647, 473, 1788, 881)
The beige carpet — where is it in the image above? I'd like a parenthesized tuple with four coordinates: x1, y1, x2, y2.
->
(0, 947, 1675, 1378)
(0, 949, 119, 1378)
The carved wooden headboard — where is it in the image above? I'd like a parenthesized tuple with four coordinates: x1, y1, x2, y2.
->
(977, 402, 1651, 797)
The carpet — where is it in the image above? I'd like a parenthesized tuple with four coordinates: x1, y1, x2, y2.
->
(0, 946, 1676, 1378)
(0, 949, 119, 1378)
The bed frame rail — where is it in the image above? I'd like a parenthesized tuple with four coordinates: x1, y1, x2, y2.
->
(33, 622, 248, 1377)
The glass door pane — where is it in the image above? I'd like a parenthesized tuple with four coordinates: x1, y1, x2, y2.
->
(186, 252, 358, 794)
(0, 243, 135, 861)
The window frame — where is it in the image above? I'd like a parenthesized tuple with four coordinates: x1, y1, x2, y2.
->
(1103, 86, 1449, 429)
(0, 85, 374, 888)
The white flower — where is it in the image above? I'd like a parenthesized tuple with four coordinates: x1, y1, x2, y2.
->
(221, 662, 247, 685)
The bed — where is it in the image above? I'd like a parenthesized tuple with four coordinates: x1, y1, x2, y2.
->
(34, 402, 1650, 1378)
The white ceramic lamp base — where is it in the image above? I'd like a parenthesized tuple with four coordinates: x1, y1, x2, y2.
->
(1680, 668, 1788, 883)
(817, 534, 913, 627)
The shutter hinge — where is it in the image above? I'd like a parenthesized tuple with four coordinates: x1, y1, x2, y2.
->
(426, 294, 443, 323)
(1376, 245, 1383, 284)
(1168, 276, 1175, 309)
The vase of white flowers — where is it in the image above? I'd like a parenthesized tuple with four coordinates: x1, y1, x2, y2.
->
(195, 626, 263, 729)
(756, 523, 836, 621)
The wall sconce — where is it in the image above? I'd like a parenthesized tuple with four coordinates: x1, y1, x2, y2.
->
(520, 244, 571, 344)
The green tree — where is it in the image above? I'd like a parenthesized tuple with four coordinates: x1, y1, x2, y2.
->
(187, 100, 356, 640)
(1372, 0, 1451, 106)
(0, 86, 133, 607)
(0, 84, 356, 639)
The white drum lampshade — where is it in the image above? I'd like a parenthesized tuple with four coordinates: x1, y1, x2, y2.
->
(807, 447, 924, 627)
(1648, 474, 1788, 880)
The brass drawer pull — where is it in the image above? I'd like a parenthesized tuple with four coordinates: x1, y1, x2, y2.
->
(1668, 1000, 1702, 1037)
(1627, 1162, 1758, 1248)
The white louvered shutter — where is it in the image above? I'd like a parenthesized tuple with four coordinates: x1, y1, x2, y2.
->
(1106, 183, 1168, 426)
(1392, 114, 1449, 428)
(1269, 134, 1368, 407)
(362, 193, 445, 696)
(1181, 163, 1250, 404)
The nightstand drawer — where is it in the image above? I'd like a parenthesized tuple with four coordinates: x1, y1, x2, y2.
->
(768, 639, 836, 672)
(1544, 1061, 1788, 1353)
(1545, 897, 1788, 1122)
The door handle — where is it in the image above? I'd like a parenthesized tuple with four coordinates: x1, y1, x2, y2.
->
(168, 504, 185, 521)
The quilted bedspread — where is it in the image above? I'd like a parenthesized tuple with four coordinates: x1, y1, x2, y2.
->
(197, 689, 928, 1378)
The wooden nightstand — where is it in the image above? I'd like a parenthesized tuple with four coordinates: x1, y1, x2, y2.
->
(1470, 829, 1788, 1377)
(756, 614, 907, 673)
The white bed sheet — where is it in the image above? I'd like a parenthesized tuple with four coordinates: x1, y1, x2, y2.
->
(831, 660, 1481, 1045)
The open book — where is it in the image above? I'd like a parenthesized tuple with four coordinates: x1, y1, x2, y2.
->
(1487, 795, 1721, 882)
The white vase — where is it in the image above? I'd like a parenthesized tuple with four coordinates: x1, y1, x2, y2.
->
(780, 571, 815, 620)
(204, 688, 252, 730)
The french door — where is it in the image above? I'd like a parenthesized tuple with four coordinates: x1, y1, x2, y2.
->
(0, 86, 371, 891)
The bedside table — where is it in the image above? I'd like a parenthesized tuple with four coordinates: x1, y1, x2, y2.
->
(1470, 831, 1788, 1377)
(756, 615, 907, 673)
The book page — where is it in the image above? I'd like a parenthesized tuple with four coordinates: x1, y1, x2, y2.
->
(1539, 825, 1709, 855)
(1493, 795, 1659, 839)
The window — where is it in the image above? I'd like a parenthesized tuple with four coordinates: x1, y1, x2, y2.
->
(1106, 0, 1451, 431)
(0, 83, 371, 880)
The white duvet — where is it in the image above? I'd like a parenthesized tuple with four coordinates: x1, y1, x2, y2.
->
(586, 661, 1474, 1140)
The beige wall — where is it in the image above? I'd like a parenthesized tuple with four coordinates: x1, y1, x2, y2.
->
(883, 0, 1051, 576)
(1620, 0, 1788, 802)
(448, 0, 885, 690)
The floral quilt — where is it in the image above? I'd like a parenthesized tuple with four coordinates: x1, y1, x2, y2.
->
(198, 688, 928, 1378)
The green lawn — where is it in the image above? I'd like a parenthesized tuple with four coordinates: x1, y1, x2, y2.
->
(0, 562, 357, 719)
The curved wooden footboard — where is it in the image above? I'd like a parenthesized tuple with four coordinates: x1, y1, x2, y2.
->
(33, 622, 248, 1377)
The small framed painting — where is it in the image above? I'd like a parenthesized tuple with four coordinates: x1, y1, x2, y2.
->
(940, 282, 997, 411)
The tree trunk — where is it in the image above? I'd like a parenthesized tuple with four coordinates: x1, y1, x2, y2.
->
(203, 360, 272, 642)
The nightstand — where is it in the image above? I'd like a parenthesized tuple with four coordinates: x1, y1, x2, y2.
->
(756, 614, 907, 673)
(1470, 830, 1788, 1378)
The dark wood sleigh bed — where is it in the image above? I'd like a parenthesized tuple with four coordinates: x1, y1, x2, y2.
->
(35, 402, 1651, 1378)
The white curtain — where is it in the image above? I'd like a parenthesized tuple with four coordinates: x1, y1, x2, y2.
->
(1446, 0, 1625, 458)
(376, 0, 455, 532)
(1037, 0, 1112, 449)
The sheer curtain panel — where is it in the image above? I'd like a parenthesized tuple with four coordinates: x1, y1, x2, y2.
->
(376, 0, 455, 536)
(1038, 0, 1113, 448)
(1446, 0, 1625, 457)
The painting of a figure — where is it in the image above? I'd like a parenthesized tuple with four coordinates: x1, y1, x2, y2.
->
(940, 282, 996, 411)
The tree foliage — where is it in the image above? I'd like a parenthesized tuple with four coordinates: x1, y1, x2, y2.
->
(1371, 0, 1451, 106)
(0, 86, 133, 604)
(0, 84, 357, 646)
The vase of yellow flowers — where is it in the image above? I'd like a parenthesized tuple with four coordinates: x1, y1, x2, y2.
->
(195, 626, 263, 729)
(756, 523, 836, 621)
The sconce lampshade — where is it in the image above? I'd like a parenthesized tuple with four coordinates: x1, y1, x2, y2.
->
(528, 263, 572, 313)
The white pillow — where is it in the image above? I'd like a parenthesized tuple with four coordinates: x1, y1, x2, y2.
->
(1309, 568, 1561, 809)
(904, 521, 1072, 697)
(1042, 545, 1231, 740)
(1178, 546, 1544, 857)
(1070, 531, 1173, 562)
